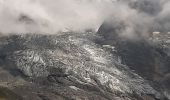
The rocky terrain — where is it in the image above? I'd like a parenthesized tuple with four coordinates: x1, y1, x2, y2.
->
(97, 21, 170, 99)
(0, 0, 170, 99)
(0, 30, 169, 100)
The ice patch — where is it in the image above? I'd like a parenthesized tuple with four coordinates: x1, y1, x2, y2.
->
(83, 45, 107, 64)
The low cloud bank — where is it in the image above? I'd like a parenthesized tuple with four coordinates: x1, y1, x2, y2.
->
(0, 0, 114, 34)
(101, 0, 170, 39)
(0, 0, 170, 38)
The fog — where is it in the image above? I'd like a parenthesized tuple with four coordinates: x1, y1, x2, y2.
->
(0, 0, 114, 34)
(101, 0, 170, 39)
(0, 0, 170, 38)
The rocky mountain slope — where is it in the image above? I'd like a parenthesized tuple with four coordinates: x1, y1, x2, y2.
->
(0, 31, 169, 100)
(0, 0, 170, 99)
(97, 21, 170, 100)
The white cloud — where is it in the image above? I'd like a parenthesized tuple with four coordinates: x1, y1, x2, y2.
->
(0, 0, 114, 34)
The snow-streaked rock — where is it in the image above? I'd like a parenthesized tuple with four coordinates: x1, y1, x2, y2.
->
(0, 32, 164, 99)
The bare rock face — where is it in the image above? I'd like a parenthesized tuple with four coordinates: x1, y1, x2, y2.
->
(0, 32, 166, 100)
(97, 21, 170, 99)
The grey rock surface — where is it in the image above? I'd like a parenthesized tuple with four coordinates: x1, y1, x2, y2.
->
(97, 21, 170, 100)
(0, 32, 166, 100)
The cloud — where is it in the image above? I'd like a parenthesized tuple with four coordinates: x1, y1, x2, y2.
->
(1, 0, 170, 38)
(0, 0, 114, 35)
(98, 0, 170, 40)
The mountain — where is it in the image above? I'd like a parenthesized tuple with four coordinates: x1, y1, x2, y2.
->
(97, 21, 170, 99)
(0, 0, 170, 99)
(0, 31, 168, 100)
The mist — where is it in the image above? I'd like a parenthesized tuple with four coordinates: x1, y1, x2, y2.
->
(0, 0, 170, 37)
(0, 0, 114, 34)
(100, 0, 170, 39)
